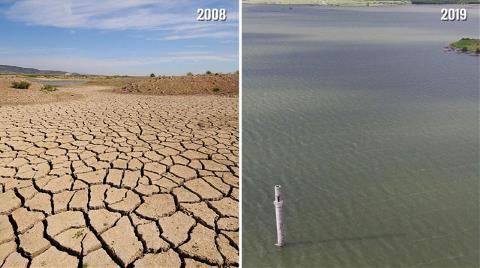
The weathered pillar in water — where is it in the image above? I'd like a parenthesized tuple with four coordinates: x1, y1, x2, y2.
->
(274, 185, 284, 247)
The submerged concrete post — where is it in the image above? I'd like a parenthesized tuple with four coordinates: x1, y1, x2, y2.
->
(274, 185, 284, 247)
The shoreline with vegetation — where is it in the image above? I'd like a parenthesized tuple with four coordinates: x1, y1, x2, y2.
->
(450, 38, 480, 54)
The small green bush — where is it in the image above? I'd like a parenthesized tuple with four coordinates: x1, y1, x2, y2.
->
(150, 73, 155, 77)
(11, 81, 31, 89)
(41, 85, 58, 92)
(212, 87, 221, 92)
(186, 72, 193, 76)
(205, 70, 212, 75)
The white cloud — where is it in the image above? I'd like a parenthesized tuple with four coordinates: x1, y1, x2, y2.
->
(5, 0, 238, 40)
(7, 0, 182, 29)
(148, 20, 238, 41)
(153, 31, 236, 41)
(185, 44, 208, 48)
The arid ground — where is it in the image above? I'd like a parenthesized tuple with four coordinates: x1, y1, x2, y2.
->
(0, 76, 239, 267)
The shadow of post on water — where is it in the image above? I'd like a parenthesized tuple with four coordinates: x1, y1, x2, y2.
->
(285, 232, 407, 248)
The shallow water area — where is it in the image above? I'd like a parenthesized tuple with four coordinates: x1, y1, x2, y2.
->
(28, 78, 86, 87)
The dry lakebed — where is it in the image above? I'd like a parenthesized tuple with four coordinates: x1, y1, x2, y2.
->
(0, 77, 239, 268)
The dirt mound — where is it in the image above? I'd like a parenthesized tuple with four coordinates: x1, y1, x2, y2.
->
(115, 74, 238, 95)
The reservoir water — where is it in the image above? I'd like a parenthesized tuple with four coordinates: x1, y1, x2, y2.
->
(243, 4, 479, 267)
(27, 78, 86, 87)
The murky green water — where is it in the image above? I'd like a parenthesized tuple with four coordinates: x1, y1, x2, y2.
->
(242, 4, 479, 267)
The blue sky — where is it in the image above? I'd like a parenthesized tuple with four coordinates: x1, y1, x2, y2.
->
(0, 0, 238, 75)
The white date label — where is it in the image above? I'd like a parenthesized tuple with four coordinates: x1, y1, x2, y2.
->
(197, 8, 227, 21)
(441, 8, 467, 21)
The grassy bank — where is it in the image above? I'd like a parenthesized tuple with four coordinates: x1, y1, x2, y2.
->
(451, 38, 480, 53)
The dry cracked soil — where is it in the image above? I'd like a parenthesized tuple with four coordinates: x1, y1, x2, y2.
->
(0, 86, 239, 268)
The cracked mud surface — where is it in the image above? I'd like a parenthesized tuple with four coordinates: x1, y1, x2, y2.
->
(0, 87, 239, 267)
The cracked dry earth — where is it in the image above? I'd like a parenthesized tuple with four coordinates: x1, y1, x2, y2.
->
(0, 87, 239, 268)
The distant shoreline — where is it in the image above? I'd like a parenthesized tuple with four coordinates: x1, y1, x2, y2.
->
(243, 1, 479, 6)
(243, 0, 409, 6)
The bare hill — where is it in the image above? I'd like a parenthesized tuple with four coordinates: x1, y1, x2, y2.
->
(0, 65, 68, 75)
